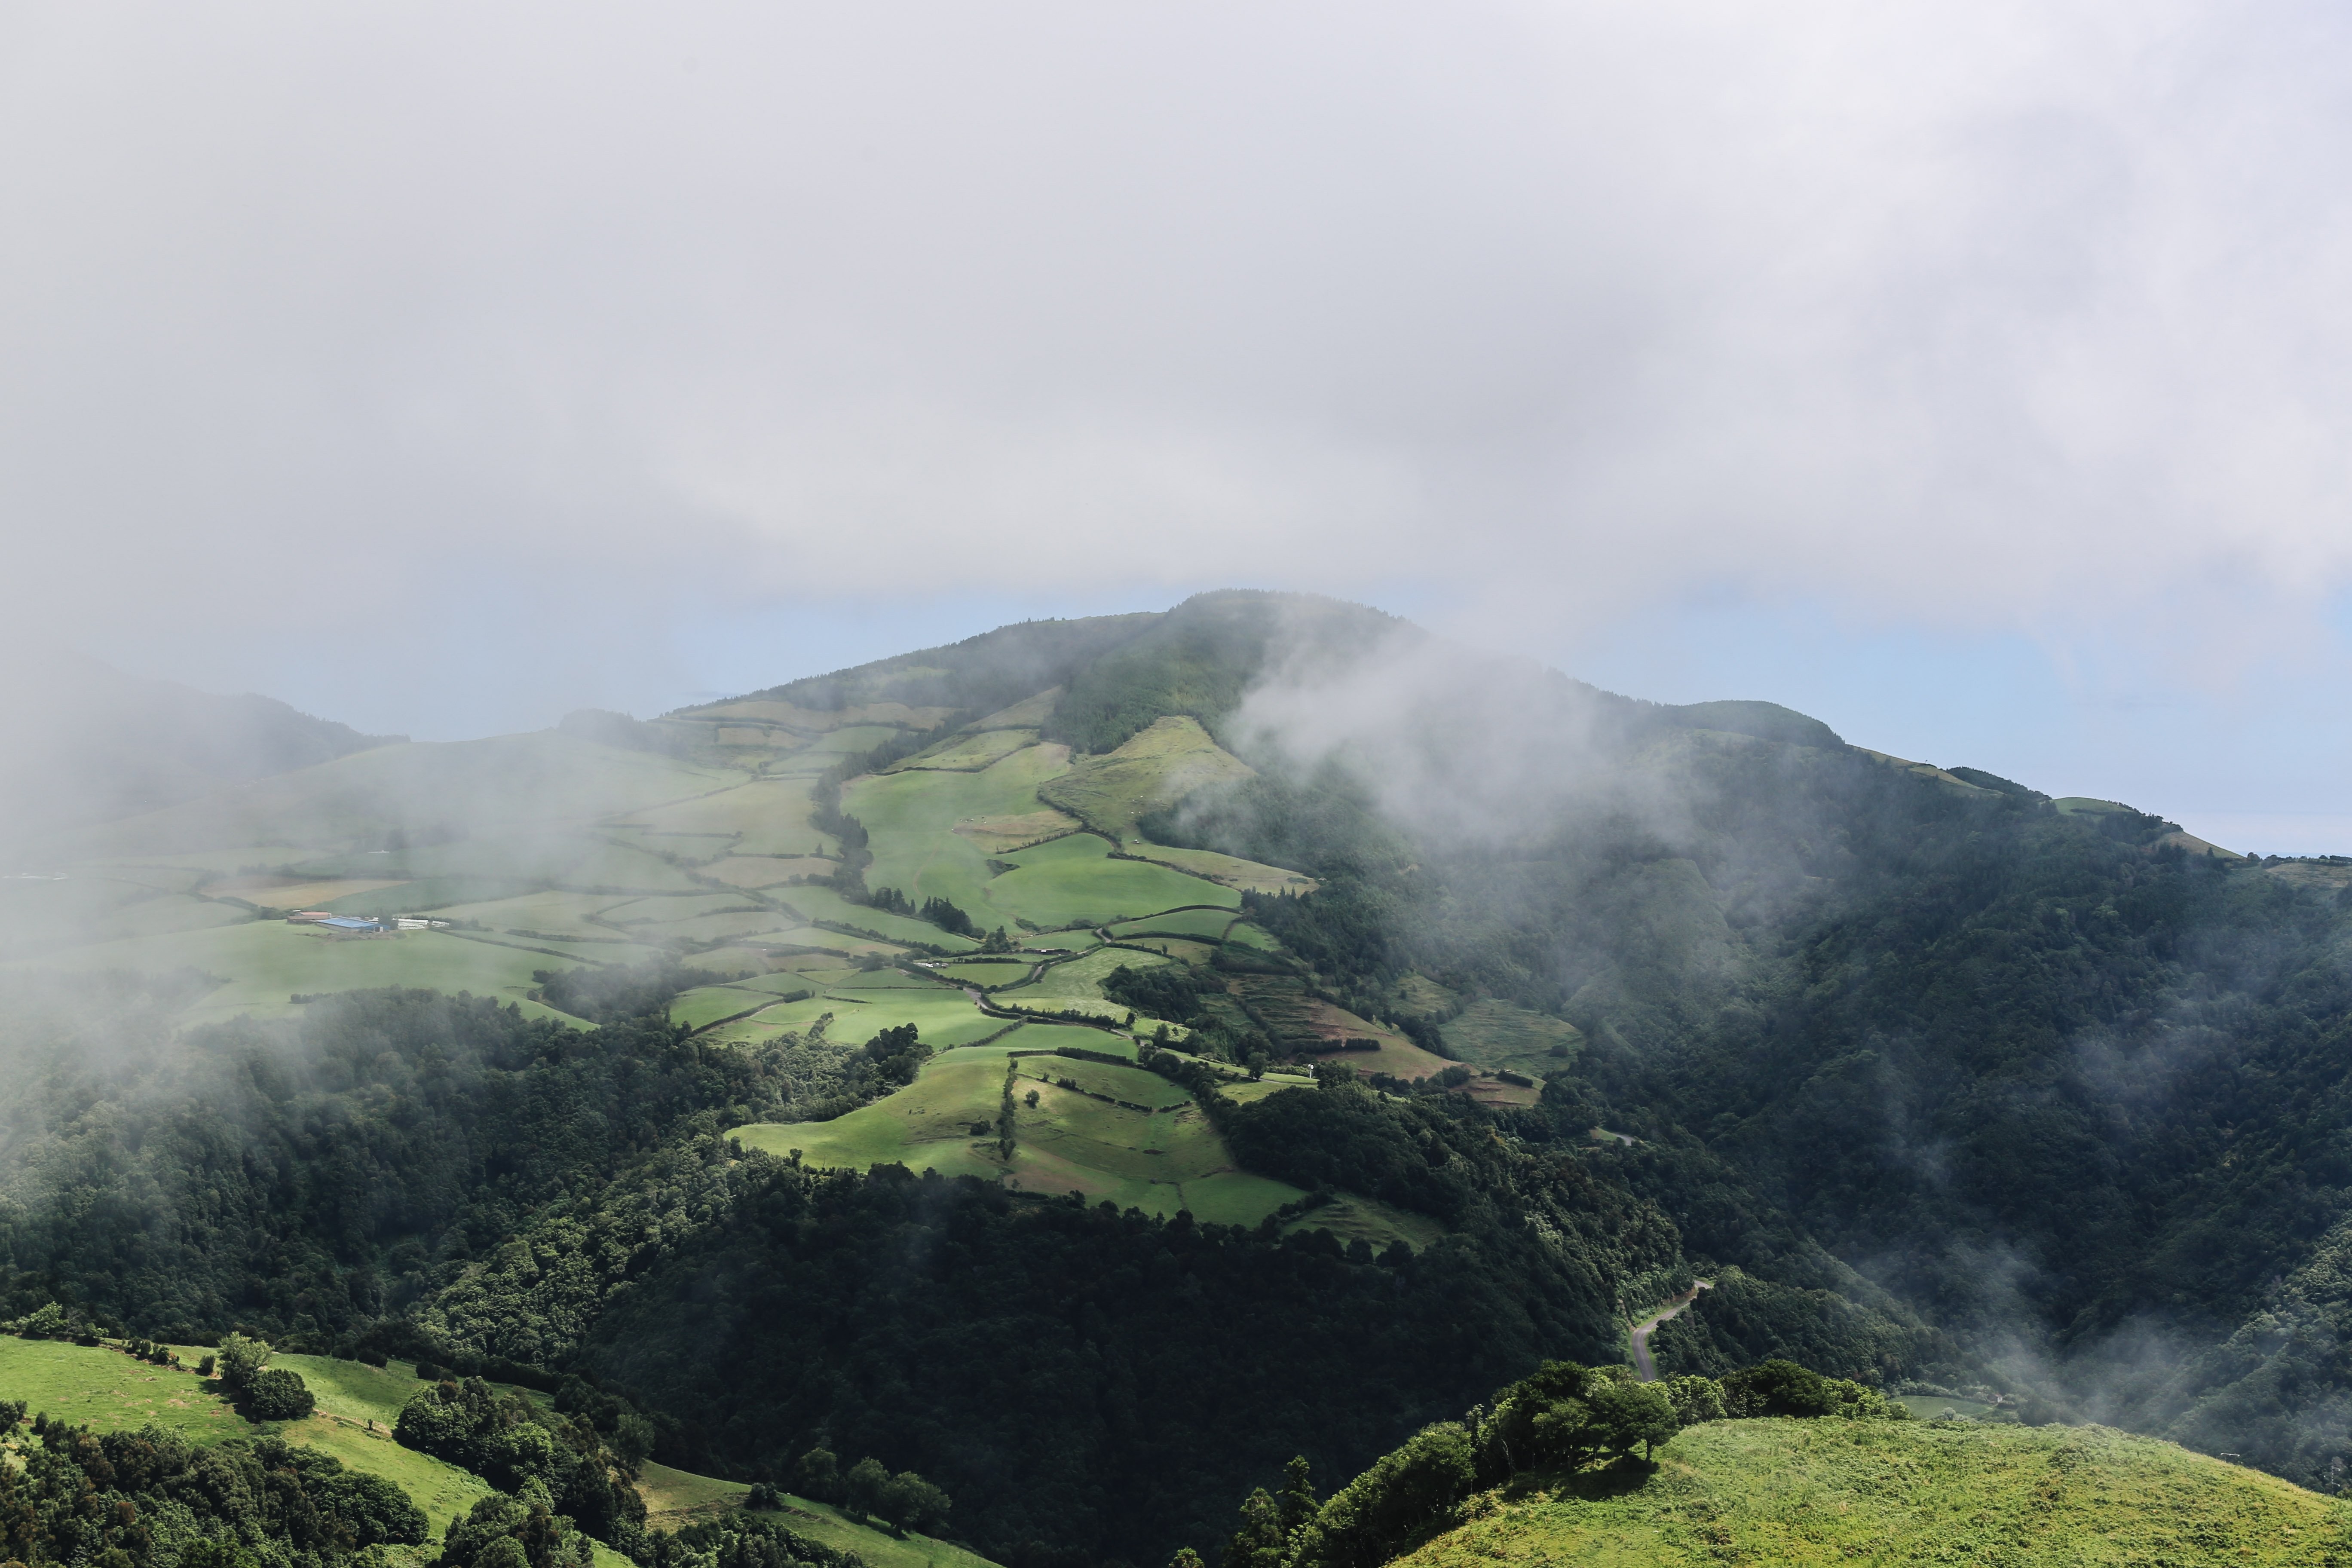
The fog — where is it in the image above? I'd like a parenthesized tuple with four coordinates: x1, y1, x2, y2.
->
(2, 3, 2350, 841)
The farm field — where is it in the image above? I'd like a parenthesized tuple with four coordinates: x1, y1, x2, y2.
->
(1121, 840, 1316, 895)
(1439, 998, 1583, 1075)
(633, 1465, 997, 1568)
(934, 958, 1037, 988)
(1277, 1195, 1447, 1252)
(704, 990, 1011, 1049)
(997, 943, 1170, 1002)
(2, 920, 589, 1025)
(891, 727, 1039, 772)
(734, 1040, 1302, 1222)
(776, 885, 980, 951)
(621, 778, 833, 858)
(1392, 1418, 2351, 1568)
(985, 833, 1237, 928)
(846, 742, 1075, 928)
(1035, 717, 1254, 842)
(1107, 907, 1236, 942)
(702, 855, 835, 888)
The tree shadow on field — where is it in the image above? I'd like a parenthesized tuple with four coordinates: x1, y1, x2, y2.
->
(1516, 1458, 1661, 1504)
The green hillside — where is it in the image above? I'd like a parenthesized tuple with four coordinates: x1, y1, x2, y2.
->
(1393, 1419, 2349, 1567)
(15, 590, 2352, 1568)
(0, 1336, 992, 1568)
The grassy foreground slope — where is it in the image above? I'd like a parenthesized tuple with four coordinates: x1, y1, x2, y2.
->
(1396, 1419, 2351, 1568)
(0, 1337, 993, 1568)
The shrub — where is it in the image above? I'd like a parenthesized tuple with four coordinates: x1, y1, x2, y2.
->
(245, 1367, 316, 1420)
(215, 1332, 271, 1392)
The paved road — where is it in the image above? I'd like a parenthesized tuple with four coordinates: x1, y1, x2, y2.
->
(1629, 1279, 1713, 1381)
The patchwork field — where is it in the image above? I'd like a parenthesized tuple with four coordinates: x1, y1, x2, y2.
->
(3, 920, 590, 1025)
(734, 1041, 1303, 1223)
(986, 833, 1238, 928)
(1035, 717, 1255, 842)
(1439, 998, 1584, 1076)
(1108, 907, 1237, 942)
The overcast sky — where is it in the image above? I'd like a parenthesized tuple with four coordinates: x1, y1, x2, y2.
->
(5, 2, 2351, 850)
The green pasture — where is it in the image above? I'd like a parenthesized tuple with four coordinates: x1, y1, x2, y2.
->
(701, 854, 834, 888)
(1035, 717, 1255, 842)
(845, 741, 1074, 930)
(1014, 1053, 1192, 1110)
(1439, 999, 1583, 1075)
(671, 984, 784, 1029)
(777, 885, 980, 951)
(985, 834, 1236, 928)
(1107, 907, 1236, 942)
(936, 958, 1037, 988)
(596, 891, 757, 926)
(50, 732, 737, 863)
(893, 728, 1038, 772)
(1122, 839, 1316, 895)
(601, 830, 736, 865)
(4, 920, 588, 1026)
(1224, 922, 1281, 952)
(707, 990, 1007, 1049)
(1111, 936, 1219, 964)
(735, 1045, 1301, 1224)
(632, 1465, 998, 1568)
(967, 687, 1062, 730)
(448, 931, 662, 969)
(428, 890, 632, 938)
(1011, 943, 1167, 996)
(1395, 1417, 2351, 1568)
(637, 910, 802, 945)
(622, 778, 833, 858)
(795, 724, 907, 756)
(0, 1341, 505, 1547)
(830, 967, 959, 990)
(0, 1336, 247, 1443)
(294, 833, 704, 897)
(1279, 1194, 1446, 1252)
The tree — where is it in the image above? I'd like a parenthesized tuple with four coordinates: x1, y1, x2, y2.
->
(1277, 1455, 1317, 1534)
(215, 1332, 271, 1392)
(244, 1367, 316, 1421)
(1663, 1375, 1725, 1426)
(878, 1470, 951, 1534)
(1587, 1381, 1678, 1461)
(791, 1446, 840, 1503)
(842, 1456, 890, 1520)
(1167, 1552, 1206, 1568)
(1222, 1488, 1286, 1568)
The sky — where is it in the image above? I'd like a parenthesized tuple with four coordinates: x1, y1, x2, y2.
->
(5, 3, 2352, 852)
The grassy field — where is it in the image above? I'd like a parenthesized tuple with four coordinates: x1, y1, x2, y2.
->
(1279, 1194, 1447, 1251)
(1120, 839, 1317, 895)
(847, 742, 1076, 931)
(891, 728, 1039, 772)
(934, 957, 1038, 988)
(429, 890, 634, 938)
(986, 834, 1237, 928)
(1107, 908, 1237, 942)
(4, 920, 589, 1025)
(703, 855, 836, 888)
(1222, 922, 1281, 952)
(634, 1464, 998, 1568)
(1393, 1417, 2352, 1567)
(1035, 717, 1255, 842)
(705, 990, 1011, 1049)
(621, 778, 833, 858)
(997, 944, 1170, 1003)
(1440, 999, 1584, 1076)
(734, 1041, 1302, 1223)
(776, 886, 980, 951)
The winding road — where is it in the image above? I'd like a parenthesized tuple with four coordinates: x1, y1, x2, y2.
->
(1629, 1279, 1713, 1381)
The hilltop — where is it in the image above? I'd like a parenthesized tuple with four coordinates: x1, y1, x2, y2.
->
(1395, 1419, 2349, 1567)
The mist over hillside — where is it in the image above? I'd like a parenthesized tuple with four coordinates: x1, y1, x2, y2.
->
(1, 590, 2349, 1568)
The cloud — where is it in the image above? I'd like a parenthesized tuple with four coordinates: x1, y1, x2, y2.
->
(5, 2, 2352, 734)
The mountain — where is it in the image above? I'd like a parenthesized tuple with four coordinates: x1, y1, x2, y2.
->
(0, 645, 402, 852)
(4, 589, 2352, 1568)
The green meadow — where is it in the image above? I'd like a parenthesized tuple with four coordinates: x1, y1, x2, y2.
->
(1439, 998, 1584, 1076)
(985, 833, 1237, 928)
(0, 1340, 968, 1568)
(734, 1041, 1303, 1224)
(1395, 1417, 2352, 1568)
(1108, 907, 1237, 942)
